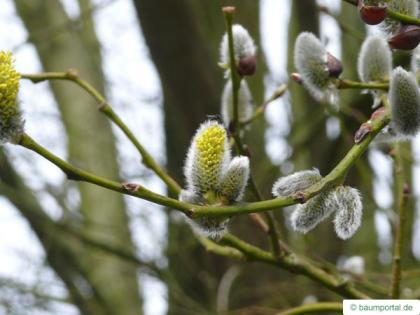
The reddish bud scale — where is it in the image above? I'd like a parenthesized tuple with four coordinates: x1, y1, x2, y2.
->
(370, 106, 386, 120)
(358, 1, 387, 25)
(291, 72, 303, 84)
(327, 52, 343, 78)
(237, 55, 257, 76)
(389, 25, 420, 50)
(354, 122, 373, 144)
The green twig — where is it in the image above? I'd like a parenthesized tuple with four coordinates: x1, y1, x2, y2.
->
(20, 71, 181, 195)
(17, 133, 192, 215)
(337, 79, 388, 91)
(275, 302, 343, 315)
(222, 234, 369, 299)
(223, 7, 283, 256)
(389, 142, 408, 298)
(240, 84, 288, 127)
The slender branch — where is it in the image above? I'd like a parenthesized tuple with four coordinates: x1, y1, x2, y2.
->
(337, 79, 388, 91)
(240, 84, 288, 127)
(222, 234, 370, 299)
(275, 303, 343, 315)
(223, 7, 284, 256)
(20, 71, 181, 195)
(17, 133, 192, 215)
(389, 142, 408, 298)
(386, 8, 420, 26)
(15, 104, 388, 219)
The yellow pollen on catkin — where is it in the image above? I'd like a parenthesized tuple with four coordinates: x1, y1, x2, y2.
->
(0, 52, 20, 108)
(0, 51, 23, 143)
(195, 125, 226, 189)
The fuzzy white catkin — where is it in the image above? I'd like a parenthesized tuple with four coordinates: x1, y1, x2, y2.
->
(389, 67, 420, 136)
(184, 121, 231, 194)
(291, 190, 337, 234)
(272, 168, 322, 197)
(294, 32, 337, 104)
(221, 80, 253, 126)
(179, 191, 229, 240)
(411, 45, 420, 73)
(179, 189, 204, 205)
(219, 156, 250, 202)
(333, 186, 363, 240)
(382, 0, 419, 34)
(341, 256, 365, 275)
(358, 35, 392, 83)
(220, 24, 256, 65)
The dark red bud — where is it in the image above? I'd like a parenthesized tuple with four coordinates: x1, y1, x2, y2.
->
(327, 52, 343, 78)
(358, 0, 387, 25)
(237, 55, 257, 76)
(389, 25, 420, 50)
(290, 72, 303, 84)
(370, 106, 386, 120)
(354, 122, 373, 144)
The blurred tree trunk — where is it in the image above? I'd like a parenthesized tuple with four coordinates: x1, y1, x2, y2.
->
(133, 0, 280, 313)
(13, 1, 142, 314)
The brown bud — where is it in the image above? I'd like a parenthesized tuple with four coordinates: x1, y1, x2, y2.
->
(222, 6, 236, 14)
(122, 182, 140, 192)
(290, 72, 303, 84)
(237, 55, 257, 76)
(354, 122, 373, 144)
(370, 106, 386, 120)
(389, 25, 420, 50)
(66, 68, 79, 79)
(327, 52, 343, 78)
(358, 0, 387, 25)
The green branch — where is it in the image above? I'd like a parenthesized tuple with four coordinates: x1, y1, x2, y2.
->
(222, 7, 284, 256)
(275, 302, 342, 315)
(222, 234, 369, 299)
(240, 84, 288, 127)
(17, 133, 192, 215)
(389, 142, 408, 298)
(20, 71, 181, 195)
(337, 79, 389, 91)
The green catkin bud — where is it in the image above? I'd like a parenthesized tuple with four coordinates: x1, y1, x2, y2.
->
(358, 35, 392, 82)
(333, 186, 363, 240)
(389, 67, 420, 136)
(0, 52, 23, 143)
(221, 80, 253, 127)
(382, 0, 418, 35)
(294, 32, 338, 104)
(272, 168, 322, 198)
(291, 190, 337, 234)
(184, 121, 231, 195)
(220, 24, 256, 68)
(219, 156, 250, 202)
